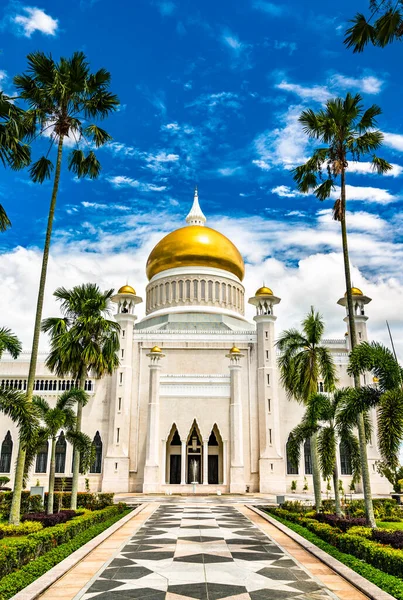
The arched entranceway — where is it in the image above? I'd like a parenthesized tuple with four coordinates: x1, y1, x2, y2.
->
(166, 424, 182, 484)
(164, 421, 224, 485)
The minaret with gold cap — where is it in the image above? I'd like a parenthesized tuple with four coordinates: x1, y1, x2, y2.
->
(226, 345, 245, 493)
(337, 287, 371, 350)
(249, 286, 284, 494)
(102, 285, 142, 492)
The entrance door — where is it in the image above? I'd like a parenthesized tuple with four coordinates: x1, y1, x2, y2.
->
(170, 455, 181, 484)
(208, 455, 219, 484)
(187, 455, 201, 483)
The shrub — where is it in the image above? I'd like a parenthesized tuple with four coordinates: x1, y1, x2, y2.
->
(265, 507, 403, 579)
(0, 503, 127, 578)
(44, 491, 114, 511)
(314, 513, 367, 532)
(0, 521, 43, 539)
(379, 516, 402, 522)
(348, 526, 372, 538)
(21, 510, 78, 528)
(321, 499, 336, 513)
(0, 507, 131, 600)
(0, 492, 43, 519)
(372, 528, 403, 550)
(281, 500, 313, 513)
(345, 498, 399, 519)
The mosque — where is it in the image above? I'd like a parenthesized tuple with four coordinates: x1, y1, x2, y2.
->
(0, 190, 388, 494)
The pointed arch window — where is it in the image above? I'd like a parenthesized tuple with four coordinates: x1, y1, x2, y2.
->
(35, 441, 49, 473)
(304, 438, 312, 475)
(286, 435, 298, 475)
(340, 441, 353, 475)
(55, 432, 67, 473)
(90, 432, 103, 473)
(0, 431, 13, 473)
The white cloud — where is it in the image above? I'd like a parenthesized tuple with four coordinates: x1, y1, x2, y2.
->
(271, 185, 303, 198)
(106, 142, 138, 157)
(347, 161, 403, 177)
(187, 92, 241, 112)
(276, 80, 331, 103)
(252, 159, 271, 171)
(331, 74, 384, 95)
(156, 1, 176, 16)
(331, 184, 399, 204)
(106, 176, 166, 192)
(162, 122, 180, 131)
(253, 105, 308, 169)
(317, 208, 387, 232)
(274, 40, 297, 55)
(0, 70, 7, 84)
(14, 7, 58, 37)
(217, 166, 242, 176)
(383, 132, 403, 152)
(252, 1, 286, 16)
(81, 201, 130, 211)
(221, 30, 244, 53)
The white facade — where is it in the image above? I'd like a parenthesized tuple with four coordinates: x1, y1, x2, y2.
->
(0, 194, 389, 495)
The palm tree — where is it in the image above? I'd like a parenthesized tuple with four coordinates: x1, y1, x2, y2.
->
(347, 342, 403, 480)
(277, 307, 337, 511)
(32, 390, 78, 514)
(0, 327, 22, 360)
(292, 94, 391, 527)
(9, 51, 119, 525)
(0, 388, 40, 524)
(0, 92, 31, 230)
(345, 2, 403, 52)
(288, 391, 362, 516)
(41, 283, 120, 509)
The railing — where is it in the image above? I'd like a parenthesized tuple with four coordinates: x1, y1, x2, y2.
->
(0, 378, 95, 393)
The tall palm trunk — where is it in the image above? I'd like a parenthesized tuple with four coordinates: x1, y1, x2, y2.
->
(9, 136, 64, 525)
(333, 462, 342, 517)
(47, 437, 56, 515)
(310, 433, 322, 512)
(70, 369, 87, 510)
(340, 170, 376, 528)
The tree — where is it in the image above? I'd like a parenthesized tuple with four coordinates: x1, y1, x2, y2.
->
(277, 307, 337, 511)
(0, 92, 31, 231)
(347, 342, 403, 497)
(42, 283, 120, 509)
(345, 2, 403, 52)
(292, 94, 391, 527)
(287, 391, 362, 516)
(9, 51, 119, 525)
(32, 389, 93, 514)
(0, 327, 22, 360)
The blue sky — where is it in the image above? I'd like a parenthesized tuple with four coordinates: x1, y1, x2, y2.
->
(0, 0, 402, 353)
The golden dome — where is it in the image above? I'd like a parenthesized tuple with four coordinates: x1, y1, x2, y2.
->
(150, 345, 162, 353)
(230, 345, 241, 354)
(146, 225, 245, 281)
(255, 286, 273, 296)
(344, 287, 363, 296)
(118, 284, 136, 295)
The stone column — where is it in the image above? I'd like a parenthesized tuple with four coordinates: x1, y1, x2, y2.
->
(203, 439, 209, 485)
(181, 440, 186, 485)
(143, 346, 165, 493)
(226, 347, 245, 493)
(161, 439, 167, 484)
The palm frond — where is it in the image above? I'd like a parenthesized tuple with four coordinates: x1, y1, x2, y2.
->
(317, 426, 336, 479)
(0, 327, 22, 359)
(29, 156, 54, 183)
(82, 125, 112, 147)
(345, 13, 377, 52)
(377, 389, 403, 469)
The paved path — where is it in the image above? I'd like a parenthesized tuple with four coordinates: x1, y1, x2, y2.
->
(76, 504, 349, 600)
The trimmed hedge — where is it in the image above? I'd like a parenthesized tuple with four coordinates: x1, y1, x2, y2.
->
(21, 510, 78, 528)
(266, 507, 403, 578)
(265, 509, 403, 600)
(313, 513, 367, 532)
(0, 508, 131, 600)
(45, 491, 114, 511)
(0, 521, 43, 539)
(0, 492, 43, 519)
(372, 528, 403, 550)
(0, 503, 127, 578)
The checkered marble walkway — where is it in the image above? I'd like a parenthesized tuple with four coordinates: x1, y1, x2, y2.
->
(79, 504, 335, 600)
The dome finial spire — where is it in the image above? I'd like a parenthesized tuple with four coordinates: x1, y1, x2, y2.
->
(186, 186, 206, 226)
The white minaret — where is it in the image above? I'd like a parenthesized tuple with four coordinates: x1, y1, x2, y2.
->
(102, 285, 142, 492)
(337, 287, 371, 350)
(249, 286, 285, 494)
(226, 346, 245, 493)
(185, 186, 206, 226)
(143, 345, 165, 493)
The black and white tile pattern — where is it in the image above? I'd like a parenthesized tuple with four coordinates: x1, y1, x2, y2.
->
(80, 505, 334, 600)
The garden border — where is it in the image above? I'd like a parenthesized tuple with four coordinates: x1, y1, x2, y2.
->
(248, 505, 396, 600)
(12, 503, 146, 600)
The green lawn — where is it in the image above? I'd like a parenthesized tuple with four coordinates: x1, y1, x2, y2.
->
(376, 520, 403, 530)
